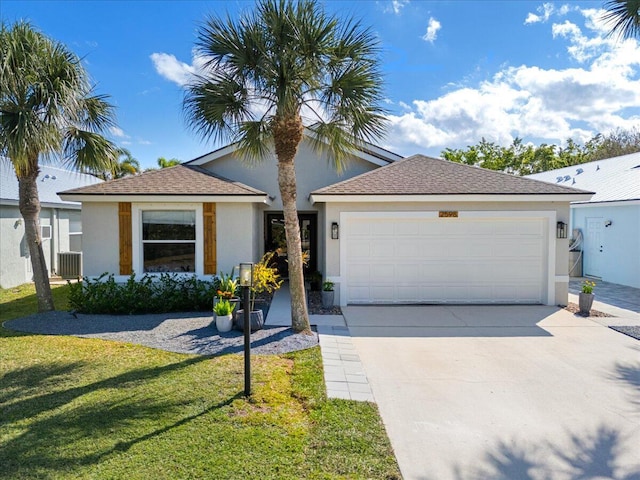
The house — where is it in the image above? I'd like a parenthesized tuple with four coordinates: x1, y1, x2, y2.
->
(527, 153, 640, 289)
(0, 162, 102, 288)
(59, 132, 592, 306)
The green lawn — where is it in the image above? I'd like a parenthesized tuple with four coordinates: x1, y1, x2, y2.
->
(0, 284, 401, 480)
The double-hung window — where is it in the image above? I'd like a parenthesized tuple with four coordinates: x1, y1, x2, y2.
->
(142, 210, 196, 273)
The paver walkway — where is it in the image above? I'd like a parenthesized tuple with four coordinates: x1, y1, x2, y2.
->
(266, 282, 375, 402)
(569, 277, 640, 314)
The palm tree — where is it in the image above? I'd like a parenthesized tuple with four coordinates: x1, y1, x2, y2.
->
(157, 156, 181, 169)
(0, 21, 118, 311)
(184, 0, 386, 333)
(92, 148, 140, 180)
(602, 0, 640, 39)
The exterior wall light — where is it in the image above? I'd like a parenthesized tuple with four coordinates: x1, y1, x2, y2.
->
(604, 220, 612, 227)
(331, 222, 339, 240)
(556, 221, 568, 239)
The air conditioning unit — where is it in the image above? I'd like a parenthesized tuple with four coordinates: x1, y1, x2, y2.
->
(58, 252, 82, 278)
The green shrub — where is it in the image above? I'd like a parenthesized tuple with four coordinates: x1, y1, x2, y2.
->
(68, 273, 220, 314)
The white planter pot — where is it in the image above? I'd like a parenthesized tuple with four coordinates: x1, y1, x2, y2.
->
(215, 313, 234, 333)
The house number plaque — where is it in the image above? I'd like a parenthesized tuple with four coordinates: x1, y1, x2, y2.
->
(439, 211, 458, 218)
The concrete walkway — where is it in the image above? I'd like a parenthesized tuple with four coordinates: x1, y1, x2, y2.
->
(265, 282, 374, 402)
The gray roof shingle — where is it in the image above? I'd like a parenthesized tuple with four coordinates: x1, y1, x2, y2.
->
(60, 164, 266, 196)
(312, 154, 594, 196)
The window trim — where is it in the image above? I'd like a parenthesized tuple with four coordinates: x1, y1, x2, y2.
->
(132, 203, 203, 276)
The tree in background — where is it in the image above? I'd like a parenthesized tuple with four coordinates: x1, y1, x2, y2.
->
(602, 0, 640, 39)
(441, 127, 640, 175)
(183, 0, 386, 333)
(157, 157, 181, 168)
(91, 147, 140, 180)
(0, 21, 118, 311)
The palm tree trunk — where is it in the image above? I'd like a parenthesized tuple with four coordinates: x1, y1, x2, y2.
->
(18, 169, 55, 312)
(273, 116, 312, 334)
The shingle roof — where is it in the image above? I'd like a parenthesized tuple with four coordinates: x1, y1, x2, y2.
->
(312, 154, 594, 196)
(526, 153, 640, 203)
(60, 164, 267, 196)
(1, 161, 102, 206)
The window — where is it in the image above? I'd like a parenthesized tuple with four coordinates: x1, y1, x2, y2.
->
(142, 210, 196, 273)
(68, 211, 82, 252)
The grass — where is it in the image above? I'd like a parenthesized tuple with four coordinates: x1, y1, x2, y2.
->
(0, 284, 401, 480)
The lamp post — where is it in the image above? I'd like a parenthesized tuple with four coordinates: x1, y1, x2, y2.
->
(239, 262, 253, 397)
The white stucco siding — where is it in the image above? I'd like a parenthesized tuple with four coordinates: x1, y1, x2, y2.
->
(216, 203, 256, 275)
(82, 202, 120, 277)
(322, 201, 570, 306)
(199, 139, 379, 211)
(572, 203, 640, 288)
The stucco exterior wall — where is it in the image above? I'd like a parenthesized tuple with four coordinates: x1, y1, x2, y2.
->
(321, 201, 571, 306)
(216, 203, 257, 275)
(572, 203, 640, 288)
(82, 202, 120, 277)
(1, 204, 78, 287)
(199, 139, 378, 211)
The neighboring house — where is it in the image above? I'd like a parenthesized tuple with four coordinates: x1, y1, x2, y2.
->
(60, 132, 591, 306)
(527, 153, 640, 289)
(0, 162, 103, 288)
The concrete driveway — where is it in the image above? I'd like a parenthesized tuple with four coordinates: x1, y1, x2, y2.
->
(343, 305, 640, 480)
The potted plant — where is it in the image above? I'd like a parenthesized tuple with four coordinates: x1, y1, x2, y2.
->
(322, 280, 334, 308)
(214, 299, 235, 332)
(579, 280, 596, 315)
(216, 271, 240, 317)
(236, 251, 283, 331)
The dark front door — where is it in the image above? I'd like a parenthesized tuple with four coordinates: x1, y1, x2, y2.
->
(265, 212, 317, 278)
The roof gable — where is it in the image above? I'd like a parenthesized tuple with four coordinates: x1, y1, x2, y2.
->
(185, 127, 403, 168)
(312, 154, 594, 196)
(60, 164, 267, 197)
(526, 153, 640, 203)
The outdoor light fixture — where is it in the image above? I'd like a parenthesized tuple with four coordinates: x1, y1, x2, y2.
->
(605, 220, 613, 227)
(239, 262, 253, 287)
(556, 221, 568, 239)
(238, 262, 254, 397)
(331, 222, 339, 240)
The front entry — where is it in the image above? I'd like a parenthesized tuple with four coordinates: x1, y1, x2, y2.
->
(265, 212, 317, 278)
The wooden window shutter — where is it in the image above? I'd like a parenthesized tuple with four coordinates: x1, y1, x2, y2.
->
(203, 203, 217, 275)
(118, 202, 132, 275)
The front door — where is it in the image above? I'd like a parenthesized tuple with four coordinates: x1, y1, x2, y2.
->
(265, 213, 317, 278)
(584, 217, 603, 278)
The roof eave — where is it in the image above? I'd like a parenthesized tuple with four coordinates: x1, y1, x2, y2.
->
(310, 193, 595, 204)
(59, 193, 272, 205)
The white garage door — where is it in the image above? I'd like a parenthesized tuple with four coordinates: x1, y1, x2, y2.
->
(345, 214, 546, 304)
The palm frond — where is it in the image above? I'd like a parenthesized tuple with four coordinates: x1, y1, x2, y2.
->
(602, 0, 640, 39)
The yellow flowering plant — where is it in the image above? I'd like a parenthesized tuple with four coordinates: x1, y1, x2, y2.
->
(581, 280, 596, 294)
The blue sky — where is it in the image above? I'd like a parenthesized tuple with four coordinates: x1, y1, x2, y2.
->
(2, 0, 639, 170)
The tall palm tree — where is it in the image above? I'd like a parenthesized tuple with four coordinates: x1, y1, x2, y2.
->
(184, 0, 387, 333)
(602, 0, 640, 39)
(0, 21, 118, 311)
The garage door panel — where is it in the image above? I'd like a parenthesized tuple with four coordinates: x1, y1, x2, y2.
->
(345, 215, 546, 304)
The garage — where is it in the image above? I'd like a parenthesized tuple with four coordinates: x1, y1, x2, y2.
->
(343, 212, 546, 304)
(310, 154, 594, 307)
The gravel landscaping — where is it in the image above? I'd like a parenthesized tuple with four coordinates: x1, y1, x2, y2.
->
(609, 325, 640, 341)
(4, 310, 318, 356)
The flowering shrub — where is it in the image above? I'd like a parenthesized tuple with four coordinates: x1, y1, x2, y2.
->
(581, 280, 596, 294)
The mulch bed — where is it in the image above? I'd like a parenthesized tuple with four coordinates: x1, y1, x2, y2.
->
(564, 302, 614, 318)
(308, 291, 342, 315)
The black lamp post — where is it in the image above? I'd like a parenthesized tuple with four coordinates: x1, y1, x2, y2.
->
(239, 262, 253, 397)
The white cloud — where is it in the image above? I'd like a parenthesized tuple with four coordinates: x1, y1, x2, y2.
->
(390, 0, 409, 15)
(109, 126, 129, 138)
(150, 52, 199, 86)
(384, 8, 640, 156)
(421, 17, 441, 43)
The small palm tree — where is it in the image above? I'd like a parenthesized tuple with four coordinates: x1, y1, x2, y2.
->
(0, 21, 118, 311)
(157, 157, 181, 169)
(184, 0, 387, 333)
(602, 0, 640, 39)
(92, 148, 140, 180)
